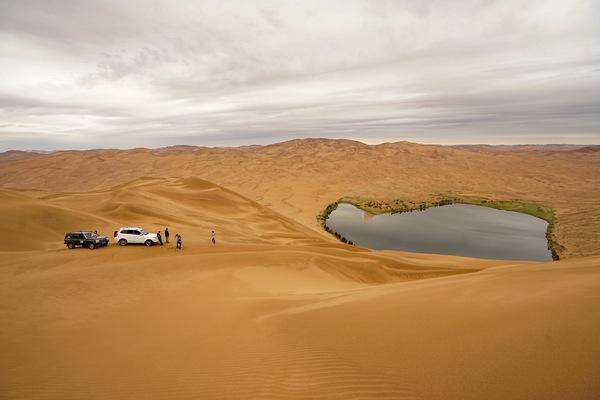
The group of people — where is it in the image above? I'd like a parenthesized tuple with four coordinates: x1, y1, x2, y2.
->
(155, 228, 217, 250)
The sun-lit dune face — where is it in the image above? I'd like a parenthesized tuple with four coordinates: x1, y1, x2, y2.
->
(0, 189, 113, 251)
(1, 140, 600, 400)
(1, 176, 331, 251)
(1, 140, 599, 258)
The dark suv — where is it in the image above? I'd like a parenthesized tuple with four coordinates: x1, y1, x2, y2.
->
(64, 231, 109, 249)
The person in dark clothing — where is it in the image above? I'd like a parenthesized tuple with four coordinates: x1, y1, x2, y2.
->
(176, 234, 182, 250)
(165, 228, 170, 243)
(157, 231, 163, 246)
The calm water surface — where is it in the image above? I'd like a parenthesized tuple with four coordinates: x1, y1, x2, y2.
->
(326, 203, 552, 261)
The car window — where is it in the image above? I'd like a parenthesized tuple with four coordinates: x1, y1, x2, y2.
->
(132, 230, 140, 235)
(84, 232, 97, 239)
(121, 230, 130, 234)
(139, 230, 146, 235)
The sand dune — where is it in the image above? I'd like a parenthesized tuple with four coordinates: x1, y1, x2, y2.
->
(1, 245, 599, 399)
(1, 140, 600, 399)
(0, 189, 114, 251)
(1, 139, 599, 258)
(34, 177, 327, 248)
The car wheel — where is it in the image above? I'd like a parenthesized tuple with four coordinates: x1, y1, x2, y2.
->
(88, 243, 95, 250)
(118, 239, 127, 246)
(145, 240, 153, 247)
(67, 243, 74, 249)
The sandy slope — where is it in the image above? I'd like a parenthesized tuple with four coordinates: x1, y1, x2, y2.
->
(1, 142, 600, 399)
(1, 246, 599, 399)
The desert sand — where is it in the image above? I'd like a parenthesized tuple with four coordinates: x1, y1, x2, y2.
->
(1, 140, 600, 399)
(1, 139, 599, 257)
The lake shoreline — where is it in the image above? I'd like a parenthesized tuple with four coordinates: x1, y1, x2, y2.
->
(318, 196, 560, 260)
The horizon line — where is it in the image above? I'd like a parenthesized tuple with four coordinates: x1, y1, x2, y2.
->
(0, 138, 597, 154)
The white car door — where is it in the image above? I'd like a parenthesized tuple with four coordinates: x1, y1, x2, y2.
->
(131, 229, 143, 244)
(122, 229, 136, 244)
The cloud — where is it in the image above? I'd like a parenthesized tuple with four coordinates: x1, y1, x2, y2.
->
(0, 0, 599, 150)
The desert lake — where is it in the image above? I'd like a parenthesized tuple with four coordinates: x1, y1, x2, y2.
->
(326, 203, 552, 260)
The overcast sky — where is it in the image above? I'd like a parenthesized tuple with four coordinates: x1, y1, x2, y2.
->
(1, 0, 599, 150)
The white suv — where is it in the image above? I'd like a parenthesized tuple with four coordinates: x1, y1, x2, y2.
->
(114, 227, 159, 246)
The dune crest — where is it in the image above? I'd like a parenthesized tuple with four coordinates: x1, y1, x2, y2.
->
(1, 139, 599, 258)
(1, 142, 600, 399)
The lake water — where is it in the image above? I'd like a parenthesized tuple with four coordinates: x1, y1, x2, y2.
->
(326, 203, 552, 261)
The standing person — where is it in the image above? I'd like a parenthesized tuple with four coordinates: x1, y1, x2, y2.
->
(157, 231, 163, 246)
(176, 234, 182, 250)
(210, 230, 216, 245)
(165, 228, 170, 244)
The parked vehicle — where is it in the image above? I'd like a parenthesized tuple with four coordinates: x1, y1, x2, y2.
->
(114, 227, 159, 246)
(64, 231, 109, 249)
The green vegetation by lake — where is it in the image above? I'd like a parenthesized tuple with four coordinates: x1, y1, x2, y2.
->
(458, 198, 554, 223)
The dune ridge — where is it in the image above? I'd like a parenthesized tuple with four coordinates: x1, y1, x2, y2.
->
(2, 237, 599, 399)
(1, 139, 598, 258)
(1, 141, 600, 399)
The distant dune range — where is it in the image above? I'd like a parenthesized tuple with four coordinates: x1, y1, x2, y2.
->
(1, 140, 600, 399)
(1, 139, 599, 257)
